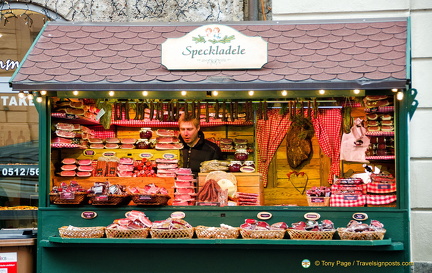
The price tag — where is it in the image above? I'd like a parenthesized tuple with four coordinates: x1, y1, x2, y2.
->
(139, 195, 152, 200)
(257, 212, 272, 220)
(352, 213, 368, 221)
(95, 195, 108, 201)
(139, 153, 153, 159)
(81, 211, 98, 220)
(60, 192, 75, 200)
(171, 211, 186, 218)
(304, 212, 321, 221)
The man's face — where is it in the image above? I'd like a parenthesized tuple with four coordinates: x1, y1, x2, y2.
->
(179, 121, 200, 145)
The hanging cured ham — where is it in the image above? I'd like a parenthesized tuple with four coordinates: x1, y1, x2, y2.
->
(286, 115, 315, 169)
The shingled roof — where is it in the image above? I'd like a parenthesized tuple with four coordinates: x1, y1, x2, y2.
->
(10, 19, 408, 92)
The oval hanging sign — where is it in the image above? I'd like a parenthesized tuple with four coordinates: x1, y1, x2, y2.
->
(83, 150, 95, 156)
(163, 153, 177, 159)
(257, 212, 272, 220)
(304, 212, 321, 221)
(352, 213, 368, 221)
(81, 211, 98, 220)
(139, 153, 153, 159)
(102, 151, 116, 157)
(171, 211, 186, 219)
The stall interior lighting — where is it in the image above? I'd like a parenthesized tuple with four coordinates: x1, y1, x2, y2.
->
(72, 90, 79, 96)
(36, 97, 43, 103)
(281, 90, 288, 96)
(40, 90, 47, 96)
(181, 91, 187, 96)
(18, 91, 25, 98)
(353, 89, 360, 94)
(212, 90, 218, 96)
(392, 88, 398, 92)
(397, 91, 404, 101)
(27, 92, 33, 100)
(108, 91, 115, 96)
(142, 91, 148, 96)
(319, 89, 326, 95)
(248, 90, 254, 96)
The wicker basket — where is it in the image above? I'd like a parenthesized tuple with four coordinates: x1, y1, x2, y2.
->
(88, 194, 130, 206)
(131, 194, 170, 206)
(306, 196, 330, 207)
(59, 226, 105, 238)
(287, 229, 336, 240)
(337, 228, 386, 240)
(195, 226, 239, 239)
(150, 228, 194, 239)
(105, 228, 149, 239)
(240, 229, 286, 239)
(49, 192, 88, 205)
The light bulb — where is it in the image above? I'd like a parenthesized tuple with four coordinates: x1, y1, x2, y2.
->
(40, 90, 47, 95)
(36, 97, 43, 103)
(181, 91, 187, 96)
(248, 90, 254, 96)
(212, 90, 218, 96)
(397, 91, 404, 101)
(18, 91, 25, 98)
(281, 90, 288, 96)
(319, 89, 325, 95)
(353, 89, 360, 94)
(108, 91, 115, 96)
(72, 90, 79, 96)
(142, 91, 148, 96)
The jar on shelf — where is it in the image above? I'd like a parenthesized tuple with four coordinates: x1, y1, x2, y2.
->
(136, 139, 151, 149)
(243, 161, 255, 169)
(234, 149, 248, 161)
(139, 128, 152, 139)
(228, 161, 242, 172)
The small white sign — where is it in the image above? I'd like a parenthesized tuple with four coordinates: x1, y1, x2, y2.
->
(162, 24, 268, 70)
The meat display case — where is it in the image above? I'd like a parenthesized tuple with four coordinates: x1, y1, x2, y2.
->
(9, 20, 414, 273)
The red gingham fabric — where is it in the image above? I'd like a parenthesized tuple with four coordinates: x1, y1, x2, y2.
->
(312, 109, 342, 184)
(366, 183, 396, 193)
(256, 109, 292, 187)
(365, 155, 395, 160)
(365, 131, 394, 137)
(366, 194, 397, 205)
(330, 194, 366, 207)
(91, 125, 116, 139)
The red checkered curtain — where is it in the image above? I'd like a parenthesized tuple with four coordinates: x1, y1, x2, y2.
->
(256, 109, 292, 187)
(311, 108, 342, 184)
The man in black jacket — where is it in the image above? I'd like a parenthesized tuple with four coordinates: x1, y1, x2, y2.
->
(178, 115, 222, 175)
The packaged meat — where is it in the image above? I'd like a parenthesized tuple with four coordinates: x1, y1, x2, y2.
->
(177, 174, 194, 180)
(62, 158, 77, 165)
(381, 114, 393, 120)
(117, 171, 133, 177)
(175, 181, 195, 187)
(78, 165, 93, 172)
(60, 170, 76, 177)
(105, 138, 120, 144)
(367, 120, 380, 127)
(367, 126, 381, 132)
(52, 137, 73, 144)
(157, 169, 177, 174)
(55, 130, 76, 138)
(381, 125, 394, 132)
(156, 158, 179, 164)
(88, 138, 104, 144)
(76, 171, 92, 177)
(381, 120, 393, 126)
(234, 138, 248, 144)
(55, 123, 80, 131)
(156, 173, 176, 177)
(220, 138, 233, 145)
(90, 143, 105, 149)
(175, 168, 192, 174)
(156, 136, 180, 143)
(117, 165, 134, 172)
(366, 113, 379, 120)
(120, 138, 136, 144)
(61, 164, 77, 171)
(155, 143, 183, 150)
(175, 188, 195, 194)
(156, 129, 178, 137)
(78, 159, 92, 165)
(105, 143, 119, 149)
(119, 157, 134, 165)
(120, 144, 135, 149)
(365, 95, 388, 101)
(157, 163, 178, 169)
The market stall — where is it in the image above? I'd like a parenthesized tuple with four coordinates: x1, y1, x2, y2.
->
(10, 19, 415, 273)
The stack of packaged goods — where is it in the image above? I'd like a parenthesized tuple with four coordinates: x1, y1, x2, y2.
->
(155, 158, 178, 178)
(117, 157, 135, 177)
(330, 178, 366, 207)
(366, 173, 397, 207)
(173, 168, 196, 206)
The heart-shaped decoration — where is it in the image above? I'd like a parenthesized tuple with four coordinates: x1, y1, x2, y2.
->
(287, 171, 308, 195)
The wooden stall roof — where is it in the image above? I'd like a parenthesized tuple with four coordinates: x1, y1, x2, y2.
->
(10, 18, 408, 91)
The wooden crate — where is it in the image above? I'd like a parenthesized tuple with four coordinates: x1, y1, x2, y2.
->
(198, 172, 264, 205)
